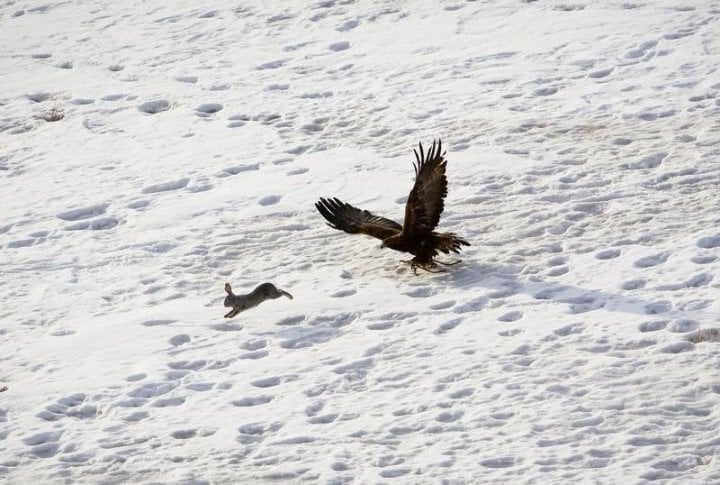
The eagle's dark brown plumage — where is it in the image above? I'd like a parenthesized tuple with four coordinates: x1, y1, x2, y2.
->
(315, 139, 470, 273)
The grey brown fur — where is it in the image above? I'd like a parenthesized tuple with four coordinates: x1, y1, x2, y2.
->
(223, 282, 293, 318)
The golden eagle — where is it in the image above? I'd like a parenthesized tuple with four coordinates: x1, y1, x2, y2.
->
(316, 139, 469, 273)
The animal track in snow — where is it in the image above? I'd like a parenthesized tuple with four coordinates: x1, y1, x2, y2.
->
(498, 311, 523, 322)
(276, 315, 305, 326)
(655, 273, 712, 291)
(171, 429, 197, 439)
(23, 430, 63, 458)
(215, 163, 259, 178)
(691, 255, 716, 264)
(429, 300, 455, 310)
(141, 319, 176, 327)
(251, 377, 282, 388)
(329, 41, 350, 51)
(26, 92, 51, 103)
(169, 334, 190, 346)
(151, 397, 185, 407)
(645, 301, 672, 314)
(595, 249, 621, 260)
(175, 75, 198, 83)
(37, 393, 97, 422)
(480, 457, 518, 468)
(453, 296, 488, 314)
(232, 396, 273, 407)
(625, 40, 657, 59)
(624, 152, 666, 170)
(258, 195, 282, 206)
(553, 322, 584, 337)
(241, 350, 268, 359)
(337, 19, 359, 31)
(658, 341, 695, 354)
(667, 319, 698, 333)
(66, 217, 118, 231)
(435, 317, 463, 334)
(141, 178, 189, 193)
(71, 98, 94, 105)
(195, 103, 223, 116)
(622, 279, 646, 290)
(634, 252, 669, 268)
(257, 59, 286, 70)
(138, 99, 171, 114)
(696, 235, 720, 249)
(307, 412, 339, 425)
(589, 67, 613, 78)
(449, 388, 474, 399)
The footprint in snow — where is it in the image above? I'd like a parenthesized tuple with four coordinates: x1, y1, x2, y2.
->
(435, 317, 462, 334)
(55, 205, 106, 227)
(691, 255, 716, 264)
(195, 103, 223, 116)
(625, 40, 657, 60)
(696, 235, 720, 248)
(258, 195, 282, 206)
(141, 319, 176, 327)
(169, 334, 190, 346)
(138, 99, 171, 114)
(329, 41, 350, 51)
(634, 252, 669, 268)
(175, 75, 198, 83)
(232, 395, 273, 407)
(623, 152, 667, 170)
(595, 249, 621, 260)
(621, 279, 646, 290)
(141, 178, 189, 194)
(644, 301, 672, 314)
(70, 98, 94, 105)
(215, 163, 259, 178)
(22, 430, 63, 458)
(65, 217, 118, 231)
(498, 311, 523, 322)
(36, 393, 97, 422)
(127, 199, 150, 210)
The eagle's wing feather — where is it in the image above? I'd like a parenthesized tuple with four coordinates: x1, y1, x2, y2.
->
(402, 139, 448, 237)
(316, 197, 402, 241)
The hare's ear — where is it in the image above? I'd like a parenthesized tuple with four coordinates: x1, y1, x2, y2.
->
(225, 283, 233, 295)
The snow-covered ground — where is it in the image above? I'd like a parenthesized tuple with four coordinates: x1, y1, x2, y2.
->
(2, 0, 720, 483)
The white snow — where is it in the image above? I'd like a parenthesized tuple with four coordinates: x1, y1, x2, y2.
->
(2, 0, 720, 483)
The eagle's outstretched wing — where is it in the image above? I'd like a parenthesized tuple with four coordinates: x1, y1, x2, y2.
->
(316, 197, 402, 241)
(402, 139, 448, 237)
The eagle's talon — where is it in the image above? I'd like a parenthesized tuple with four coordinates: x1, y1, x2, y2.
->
(404, 259, 445, 274)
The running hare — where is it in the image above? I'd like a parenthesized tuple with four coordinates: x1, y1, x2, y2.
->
(223, 282, 293, 318)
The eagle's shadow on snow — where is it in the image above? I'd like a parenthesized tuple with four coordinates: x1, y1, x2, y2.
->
(442, 260, 663, 316)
